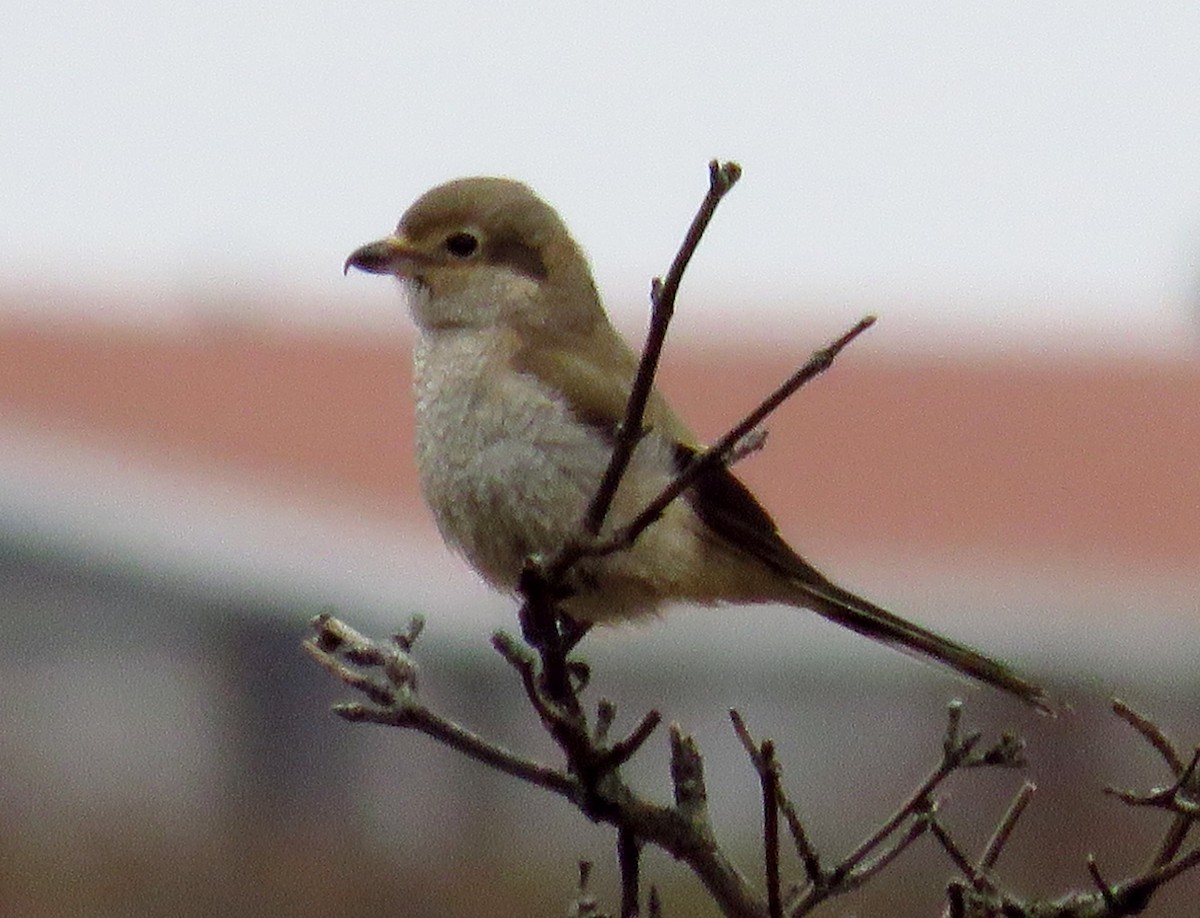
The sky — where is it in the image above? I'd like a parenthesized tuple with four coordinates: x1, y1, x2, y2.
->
(4, 2, 1200, 350)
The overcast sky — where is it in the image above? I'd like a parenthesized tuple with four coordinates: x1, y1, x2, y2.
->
(4, 2, 1199, 349)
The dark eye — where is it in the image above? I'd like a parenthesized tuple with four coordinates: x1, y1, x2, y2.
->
(444, 231, 479, 258)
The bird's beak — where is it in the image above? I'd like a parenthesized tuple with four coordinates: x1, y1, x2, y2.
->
(343, 235, 427, 277)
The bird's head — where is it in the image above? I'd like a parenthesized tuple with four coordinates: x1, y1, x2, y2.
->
(345, 177, 603, 337)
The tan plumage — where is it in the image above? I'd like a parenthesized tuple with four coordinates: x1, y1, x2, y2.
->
(346, 176, 1051, 713)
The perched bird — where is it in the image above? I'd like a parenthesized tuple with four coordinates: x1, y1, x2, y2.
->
(345, 176, 1050, 712)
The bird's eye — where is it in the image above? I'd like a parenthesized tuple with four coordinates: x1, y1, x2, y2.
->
(444, 232, 479, 258)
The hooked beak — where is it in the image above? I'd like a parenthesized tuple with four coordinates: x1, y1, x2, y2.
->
(343, 235, 428, 277)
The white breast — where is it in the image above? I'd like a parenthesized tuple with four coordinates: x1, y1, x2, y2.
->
(411, 326, 710, 621)
(413, 328, 605, 586)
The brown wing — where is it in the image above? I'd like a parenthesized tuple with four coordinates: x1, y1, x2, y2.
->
(512, 325, 695, 444)
(673, 442, 832, 585)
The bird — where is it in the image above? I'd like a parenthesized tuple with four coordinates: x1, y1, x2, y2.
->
(344, 176, 1051, 713)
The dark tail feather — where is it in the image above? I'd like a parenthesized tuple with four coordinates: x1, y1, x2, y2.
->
(794, 578, 1053, 715)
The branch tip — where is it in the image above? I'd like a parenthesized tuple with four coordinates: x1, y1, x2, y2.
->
(1112, 698, 1185, 774)
(1085, 855, 1120, 910)
(603, 710, 662, 769)
(392, 613, 425, 651)
(708, 159, 742, 194)
(669, 723, 708, 813)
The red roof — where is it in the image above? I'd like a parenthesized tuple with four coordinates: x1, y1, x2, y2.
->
(1, 303, 1196, 578)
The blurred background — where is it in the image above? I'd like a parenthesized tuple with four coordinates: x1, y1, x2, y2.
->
(3, 3, 1199, 916)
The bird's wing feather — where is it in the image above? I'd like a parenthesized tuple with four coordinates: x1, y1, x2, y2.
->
(512, 326, 694, 444)
(671, 442, 832, 584)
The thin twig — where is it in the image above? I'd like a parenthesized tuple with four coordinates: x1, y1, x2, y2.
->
(929, 814, 988, 890)
(619, 826, 642, 918)
(730, 709, 763, 767)
(1152, 812, 1198, 873)
(730, 710, 787, 916)
(669, 724, 709, 816)
(731, 710, 823, 887)
(599, 710, 663, 770)
(1122, 844, 1200, 899)
(576, 159, 742, 547)
(585, 315, 876, 563)
(726, 429, 769, 466)
(1106, 749, 1200, 815)
(1085, 855, 1120, 912)
(780, 795, 822, 887)
(826, 818, 929, 895)
(832, 736, 976, 883)
(491, 631, 566, 730)
(595, 699, 618, 745)
(391, 614, 425, 652)
(938, 784, 1035, 918)
(304, 636, 396, 707)
(1110, 699, 1199, 874)
(331, 691, 578, 798)
(1112, 698, 1185, 774)
(979, 781, 1036, 872)
(647, 886, 661, 918)
(570, 861, 600, 918)
(761, 740, 783, 918)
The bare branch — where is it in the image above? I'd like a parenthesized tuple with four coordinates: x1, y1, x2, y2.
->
(492, 630, 567, 730)
(833, 817, 928, 893)
(725, 428, 769, 467)
(599, 710, 663, 770)
(586, 315, 876, 563)
(305, 616, 577, 798)
(929, 814, 989, 892)
(518, 163, 747, 707)
(835, 711, 979, 879)
(731, 709, 823, 885)
(780, 794, 822, 887)
(979, 781, 1036, 872)
(728, 710, 787, 915)
(669, 724, 709, 817)
(576, 160, 742, 547)
(619, 827, 642, 918)
(310, 605, 1200, 918)
(761, 740, 783, 918)
(1087, 855, 1124, 913)
(729, 708, 762, 767)
(1108, 699, 1200, 873)
(1106, 750, 1200, 816)
(595, 698, 618, 745)
(1112, 698, 1185, 774)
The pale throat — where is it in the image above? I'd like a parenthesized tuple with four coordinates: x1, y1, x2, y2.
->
(404, 270, 543, 333)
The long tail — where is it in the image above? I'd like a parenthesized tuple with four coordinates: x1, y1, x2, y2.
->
(792, 578, 1053, 714)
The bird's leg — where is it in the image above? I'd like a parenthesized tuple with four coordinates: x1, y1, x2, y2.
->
(518, 561, 582, 710)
